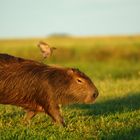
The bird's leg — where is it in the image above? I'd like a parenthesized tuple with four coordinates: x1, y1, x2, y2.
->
(40, 57, 46, 63)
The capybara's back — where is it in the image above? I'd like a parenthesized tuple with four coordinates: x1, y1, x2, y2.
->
(0, 54, 99, 126)
(0, 53, 25, 63)
(0, 53, 39, 68)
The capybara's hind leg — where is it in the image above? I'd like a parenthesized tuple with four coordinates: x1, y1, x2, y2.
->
(23, 110, 37, 124)
(25, 110, 37, 120)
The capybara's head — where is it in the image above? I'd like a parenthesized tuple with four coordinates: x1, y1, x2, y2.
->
(47, 67, 99, 104)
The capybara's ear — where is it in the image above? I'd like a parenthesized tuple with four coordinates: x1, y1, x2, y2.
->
(67, 69, 74, 76)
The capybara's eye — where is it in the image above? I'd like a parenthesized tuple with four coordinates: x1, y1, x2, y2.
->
(76, 78, 83, 84)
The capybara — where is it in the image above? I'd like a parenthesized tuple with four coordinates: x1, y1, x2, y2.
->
(0, 54, 99, 126)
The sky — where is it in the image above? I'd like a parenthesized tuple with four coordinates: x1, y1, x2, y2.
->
(0, 0, 140, 38)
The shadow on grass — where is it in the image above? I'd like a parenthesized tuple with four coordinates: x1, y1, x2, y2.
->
(105, 127, 140, 140)
(69, 92, 140, 116)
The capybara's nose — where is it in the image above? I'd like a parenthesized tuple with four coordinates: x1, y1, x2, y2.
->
(93, 90, 99, 98)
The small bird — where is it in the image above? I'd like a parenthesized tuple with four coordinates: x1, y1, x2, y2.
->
(37, 41, 56, 60)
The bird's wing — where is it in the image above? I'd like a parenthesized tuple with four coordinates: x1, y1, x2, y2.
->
(38, 45, 50, 53)
(38, 41, 56, 59)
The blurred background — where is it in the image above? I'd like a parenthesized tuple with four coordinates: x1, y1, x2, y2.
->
(0, 0, 140, 80)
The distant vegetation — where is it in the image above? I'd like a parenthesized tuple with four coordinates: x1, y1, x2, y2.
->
(48, 33, 71, 38)
(0, 35, 140, 139)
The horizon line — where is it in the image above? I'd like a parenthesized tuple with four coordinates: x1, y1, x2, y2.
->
(0, 33, 140, 40)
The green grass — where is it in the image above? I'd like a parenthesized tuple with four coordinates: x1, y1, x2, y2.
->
(0, 36, 140, 140)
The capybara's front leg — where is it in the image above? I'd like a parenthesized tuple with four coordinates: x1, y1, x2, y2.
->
(45, 105, 65, 126)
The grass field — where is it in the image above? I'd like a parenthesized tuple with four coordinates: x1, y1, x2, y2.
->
(0, 36, 140, 140)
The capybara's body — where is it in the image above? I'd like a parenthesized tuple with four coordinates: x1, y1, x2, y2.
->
(0, 54, 99, 126)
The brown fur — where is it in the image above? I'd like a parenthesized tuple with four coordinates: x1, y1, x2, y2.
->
(0, 53, 26, 63)
(0, 54, 99, 126)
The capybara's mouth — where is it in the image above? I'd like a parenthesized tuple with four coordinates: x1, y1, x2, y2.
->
(84, 98, 96, 104)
